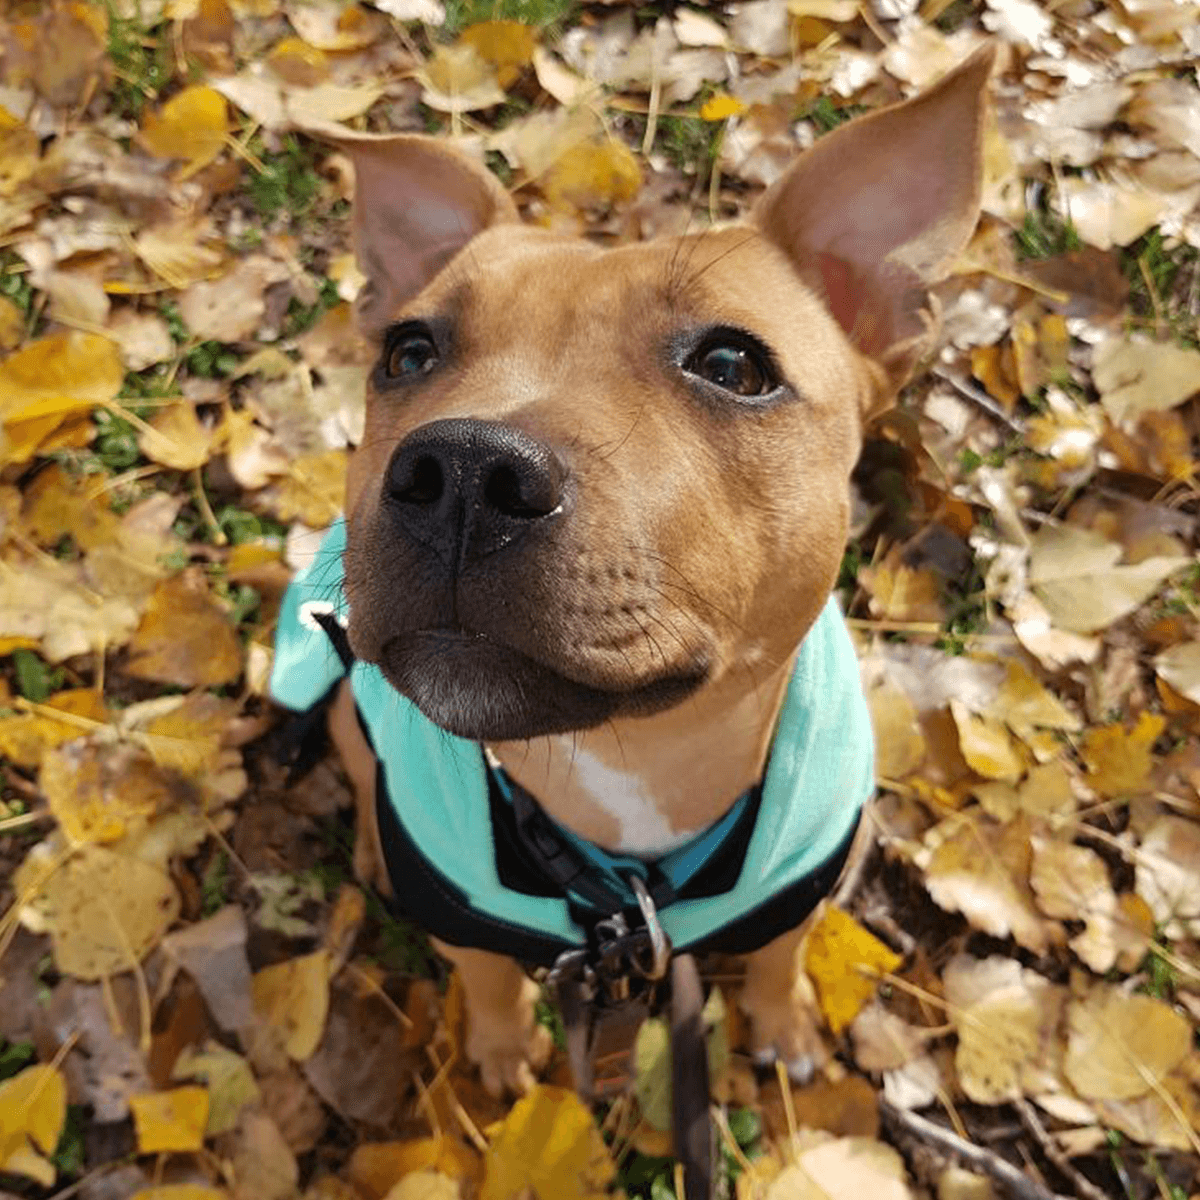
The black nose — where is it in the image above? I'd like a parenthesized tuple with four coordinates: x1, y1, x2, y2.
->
(385, 418, 567, 565)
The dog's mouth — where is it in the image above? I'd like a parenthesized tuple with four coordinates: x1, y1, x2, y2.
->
(377, 628, 708, 741)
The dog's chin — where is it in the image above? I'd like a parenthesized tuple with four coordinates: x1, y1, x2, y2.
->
(377, 630, 707, 741)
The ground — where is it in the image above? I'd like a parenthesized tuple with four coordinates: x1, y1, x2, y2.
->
(0, 2, 1198, 1200)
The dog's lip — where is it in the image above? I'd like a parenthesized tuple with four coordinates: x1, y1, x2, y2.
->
(390, 625, 705, 696)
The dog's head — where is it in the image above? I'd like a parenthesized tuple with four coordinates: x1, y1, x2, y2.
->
(338, 49, 992, 741)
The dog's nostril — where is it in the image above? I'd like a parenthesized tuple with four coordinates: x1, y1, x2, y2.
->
(484, 463, 551, 519)
(397, 455, 444, 504)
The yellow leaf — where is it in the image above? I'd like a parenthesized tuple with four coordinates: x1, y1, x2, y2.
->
(480, 1085, 615, 1200)
(0, 331, 122, 421)
(1064, 986, 1191, 1102)
(866, 677, 925, 781)
(0, 1064, 67, 1186)
(173, 1044, 260, 1135)
(42, 740, 172, 846)
(266, 36, 330, 86)
(1079, 711, 1165, 799)
(139, 402, 216, 471)
(804, 905, 902, 1035)
(541, 138, 641, 213)
(460, 20, 537, 89)
(346, 1136, 480, 1197)
(0, 688, 106, 769)
(385, 1171, 462, 1200)
(421, 43, 505, 113)
(0, 295, 23, 350)
(18, 843, 180, 979)
(129, 1087, 210, 1154)
(699, 92, 746, 121)
(133, 218, 226, 289)
(125, 570, 243, 688)
(949, 700, 1024, 784)
(252, 950, 331, 1060)
(141, 86, 230, 178)
(261, 448, 347, 528)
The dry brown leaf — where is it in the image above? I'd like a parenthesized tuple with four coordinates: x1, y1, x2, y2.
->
(1093, 337, 1200, 426)
(17, 842, 180, 979)
(1029, 838, 1119, 971)
(1064, 986, 1191, 1101)
(125, 570, 243, 688)
(921, 814, 1053, 953)
(176, 254, 291, 342)
(1135, 815, 1200, 939)
(944, 954, 1060, 1104)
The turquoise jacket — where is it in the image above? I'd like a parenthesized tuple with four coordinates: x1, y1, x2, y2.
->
(271, 519, 874, 963)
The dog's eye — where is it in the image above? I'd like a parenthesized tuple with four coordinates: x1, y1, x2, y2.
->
(384, 328, 439, 380)
(685, 336, 774, 397)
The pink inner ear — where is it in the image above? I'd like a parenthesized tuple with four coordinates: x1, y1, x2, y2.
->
(814, 252, 865, 339)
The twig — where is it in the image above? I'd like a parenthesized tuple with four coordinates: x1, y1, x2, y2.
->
(930, 366, 1022, 434)
(1014, 1099, 1109, 1200)
(881, 1101, 1069, 1200)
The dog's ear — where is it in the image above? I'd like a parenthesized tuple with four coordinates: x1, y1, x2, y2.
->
(753, 46, 994, 400)
(339, 135, 519, 337)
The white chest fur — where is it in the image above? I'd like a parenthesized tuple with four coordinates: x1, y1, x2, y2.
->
(556, 739, 694, 857)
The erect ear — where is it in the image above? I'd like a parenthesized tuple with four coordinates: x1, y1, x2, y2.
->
(753, 45, 995, 397)
(337, 134, 519, 338)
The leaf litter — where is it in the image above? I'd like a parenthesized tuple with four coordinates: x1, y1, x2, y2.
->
(0, 1, 1198, 1199)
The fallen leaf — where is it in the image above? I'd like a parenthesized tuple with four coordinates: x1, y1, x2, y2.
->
(460, 21, 537, 89)
(541, 136, 641, 212)
(17, 843, 180, 979)
(1030, 838, 1119, 971)
(228, 1109, 298, 1200)
(1093, 337, 1200, 426)
(173, 1043, 260, 1135)
(0, 1064, 67, 1186)
(0, 688, 106, 769)
(176, 254, 291, 342)
(1135, 815, 1200, 939)
(385, 1173, 461, 1200)
(252, 950, 331, 1061)
(421, 43, 505, 113)
(1064, 986, 1190, 1101)
(950, 700, 1024, 783)
(480, 1085, 615, 1200)
(1079, 711, 1165, 799)
(125, 570, 243, 688)
(345, 1137, 480, 1197)
(805, 906, 903, 1035)
(1155, 641, 1200, 705)
(945, 956, 1050, 1104)
(922, 814, 1053, 953)
(129, 1087, 210, 1154)
(141, 86, 230, 178)
(139, 402, 217, 472)
(1028, 524, 1188, 635)
(866, 677, 926, 781)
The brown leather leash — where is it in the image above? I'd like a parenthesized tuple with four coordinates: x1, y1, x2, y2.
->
(548, 877, 716, 1200)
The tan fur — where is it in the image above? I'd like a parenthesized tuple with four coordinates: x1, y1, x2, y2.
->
(320, 48, 994, 1093)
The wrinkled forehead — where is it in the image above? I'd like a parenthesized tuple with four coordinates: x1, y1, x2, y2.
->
(401, 225, 832, 344)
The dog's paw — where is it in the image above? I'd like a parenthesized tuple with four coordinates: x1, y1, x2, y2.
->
(465, 977, 553, 1096)
(740, 994, 828, 1085)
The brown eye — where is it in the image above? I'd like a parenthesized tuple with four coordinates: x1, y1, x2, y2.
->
(385, 329, 438, 379)
(685, 337, 774, 396)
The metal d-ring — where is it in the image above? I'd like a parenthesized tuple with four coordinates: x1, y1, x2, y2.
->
(628, 875, 672, 981)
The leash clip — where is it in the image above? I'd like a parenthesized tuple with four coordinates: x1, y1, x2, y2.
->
(629, 874, 671, 981)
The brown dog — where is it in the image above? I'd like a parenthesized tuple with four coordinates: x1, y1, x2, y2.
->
(276, 47, 993, 1100)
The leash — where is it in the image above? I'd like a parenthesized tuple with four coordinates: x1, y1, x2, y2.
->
(541, 862, 716, 1200)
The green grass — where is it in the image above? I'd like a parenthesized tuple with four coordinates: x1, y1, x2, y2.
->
(105, 3, 172, 121)
(0, 1039, 35, 1081)
(0, 250, 35, 318)
(441, 0, 575, 37)
(1121, 227, 1200, 346)
(11, 647, 65, 702)
(1014, 203, 1082, 260)
(246, 135, 324, 224)
(657, 113, 722, 177)
(799, 95, 865, 136)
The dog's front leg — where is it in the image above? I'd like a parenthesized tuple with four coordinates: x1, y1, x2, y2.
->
(738, 918, 827, 1084)
(434, 941, 552, 1096)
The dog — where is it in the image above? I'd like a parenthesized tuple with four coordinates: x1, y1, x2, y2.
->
(271, 45, 993, 1104)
